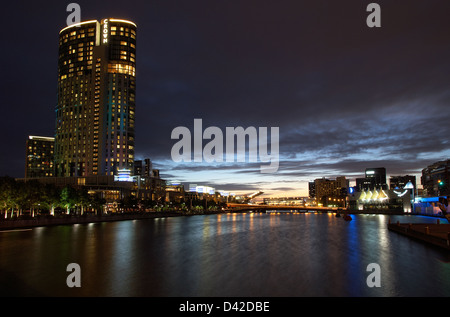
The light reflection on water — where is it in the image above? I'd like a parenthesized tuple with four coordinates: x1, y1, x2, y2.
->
(0, 213, 449, 296)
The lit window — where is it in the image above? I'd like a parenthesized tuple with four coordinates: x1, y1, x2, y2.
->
(107, 63, 136, 76)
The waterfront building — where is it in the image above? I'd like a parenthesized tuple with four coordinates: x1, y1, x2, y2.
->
(308, 181, 315, 198)
(25, 136, 55, 178)
(137, 175, 166, 202)
(348, 188, 412, 212)
(131, 159, 165, 200)
(365, 167, 387, 189)
(55, 18, 137, 177)
(17, 169, 165, 212)
(134, 158, 152, 177)
(186, 184, 237, 204)
(389, 175, 417, 190)
(355, 167, 387, 191)
(165, 181, 185, 203)
(421, 159, 450, 197)
(314, 176, 349, 207)
(189, 184, 216, 195)
(355, 177, 371, 191)
(15, 18, 182, 215)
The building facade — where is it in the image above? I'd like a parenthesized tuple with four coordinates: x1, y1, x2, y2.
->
(364, 167, 387, 189)
(55, 19, 137, 177)
(421, 159, 450, 197)
(308, 181, 315, 198)
(25, 136, 55, 178)
(313, 176, 349, 206)
(349, 188, 412, 213)
(134, 158, 152, 177)
(356, 167, 387, 191)
(389, 175, 416, 190)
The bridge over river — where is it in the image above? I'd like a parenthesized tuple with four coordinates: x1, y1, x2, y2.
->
(225, 203, 347, 213)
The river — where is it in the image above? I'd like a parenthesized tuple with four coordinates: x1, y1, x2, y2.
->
(1, 212, 449, 297)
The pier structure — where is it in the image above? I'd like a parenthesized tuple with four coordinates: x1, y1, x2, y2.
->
(388, 219, 450, 251)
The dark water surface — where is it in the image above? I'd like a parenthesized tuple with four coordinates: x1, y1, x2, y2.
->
(1, 213, 450, 296)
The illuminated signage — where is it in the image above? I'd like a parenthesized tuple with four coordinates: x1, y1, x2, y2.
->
(115, 169, 132, 182)
(102, 19, 109, 44)
(394, 190, 408, 197)
(190, 185, 215, 195)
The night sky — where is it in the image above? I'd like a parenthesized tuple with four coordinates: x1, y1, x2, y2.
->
(2, 0, 450, 196)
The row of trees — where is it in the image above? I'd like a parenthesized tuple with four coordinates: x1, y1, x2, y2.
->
(0, 176, 227, 219)
(0, 176, 105, 219)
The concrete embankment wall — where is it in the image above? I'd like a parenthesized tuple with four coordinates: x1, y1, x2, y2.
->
(388, 221, 450, 251)
(0, 212, 193, 230)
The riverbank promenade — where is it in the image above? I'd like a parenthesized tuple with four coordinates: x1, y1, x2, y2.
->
(0, 208, 407, 231)
(388, 220, 450, 251)
(0, 211, 226, 231)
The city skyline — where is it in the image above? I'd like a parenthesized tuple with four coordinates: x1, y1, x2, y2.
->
(2, 0, 450, 197)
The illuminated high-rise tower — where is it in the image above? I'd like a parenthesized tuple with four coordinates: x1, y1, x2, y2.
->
(55, 18, 137, 177)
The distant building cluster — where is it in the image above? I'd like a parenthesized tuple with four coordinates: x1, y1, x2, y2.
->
(308, 161, 449, 214)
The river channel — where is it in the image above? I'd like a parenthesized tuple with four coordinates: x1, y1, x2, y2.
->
(1, 213, 449, 296)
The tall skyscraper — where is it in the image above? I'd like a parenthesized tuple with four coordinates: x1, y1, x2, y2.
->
(25, 136, 55, 178)
(55, 18, 137, 177)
